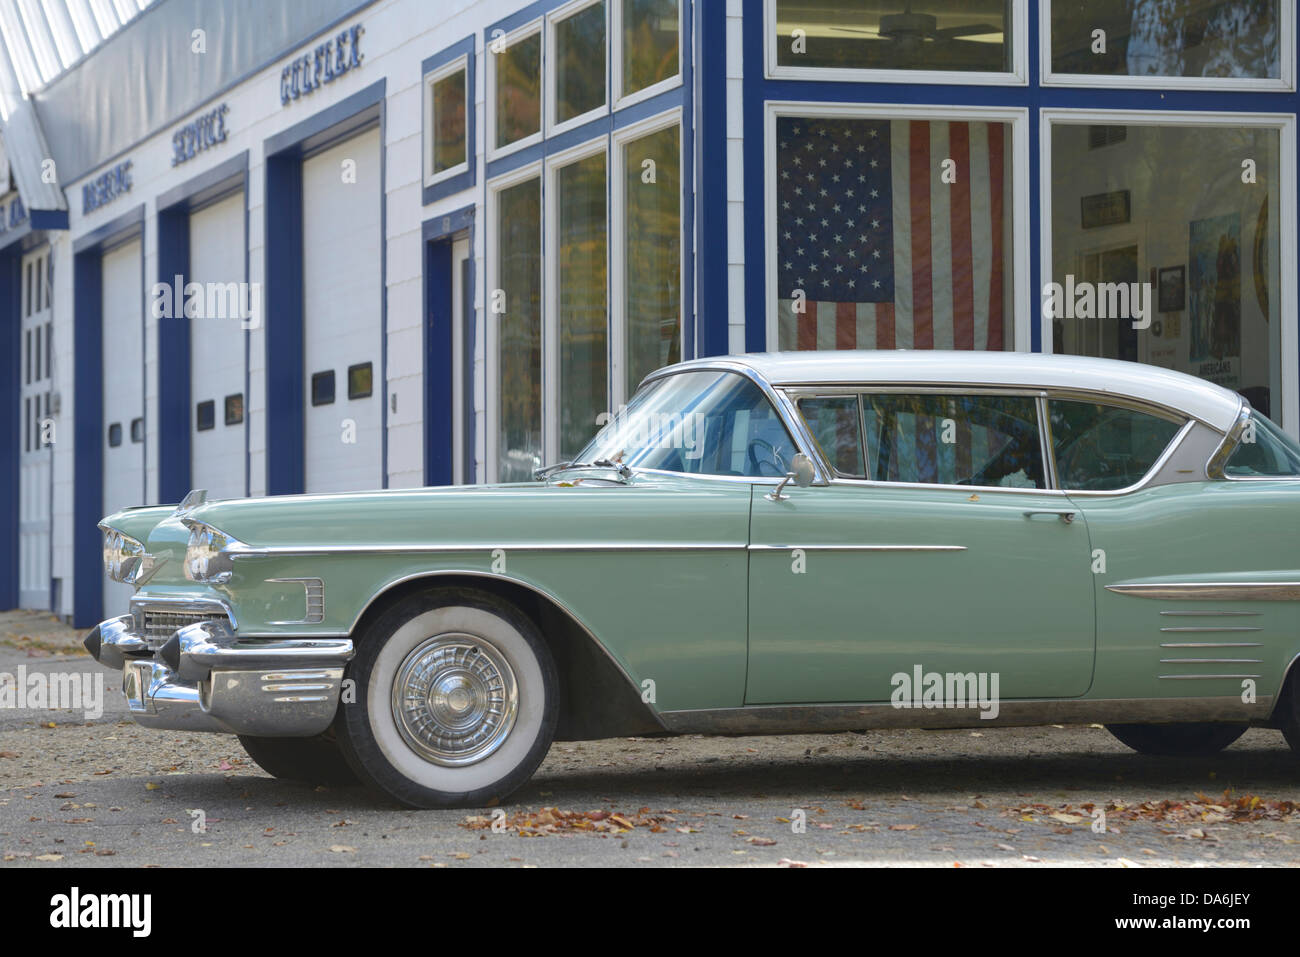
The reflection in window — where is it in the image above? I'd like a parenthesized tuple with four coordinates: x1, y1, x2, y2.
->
(430, 66, 467, 175)
(776, 116, 1012, 352)
(623, 123, 681, 395)
(224, 394, 244, 426)
(556, 1, 606, 123)
(495, 32, 541, 149)
(556, 153, 608, 459)
(1225, 413, 1300, 477)
(863, 393, 1043, 487)
(799, 395, 865, 476)
(1050, 122, 1280, 414)
(622, 0, 679, 95)
(1048, 400, 1182, 491)
(774, 0, 1011, 72)
(1051, 0, 1280, 79)
(497, 177, 542, 482)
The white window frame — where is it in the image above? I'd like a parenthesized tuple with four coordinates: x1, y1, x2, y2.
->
(610, 108, 684, 409)
(763, 101, 1032, 355)
(486, 19, 544, 162)
(612, 0, 683, 111)
(423, 53, 471, 188)
(544, 137, 609, 464)
(547, 0, 610, 138)
(486, 161, 544, 483)
(764, 0, 1027, 86)
(1040, 0, 1295, 91)
(1040, 108, 1299, 436)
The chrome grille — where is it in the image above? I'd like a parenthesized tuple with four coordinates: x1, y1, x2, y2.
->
(140, 611, 230, 650)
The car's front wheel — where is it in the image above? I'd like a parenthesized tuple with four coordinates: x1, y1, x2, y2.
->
(1105, 722, 1247, 756)
(335, 587, 558, 808)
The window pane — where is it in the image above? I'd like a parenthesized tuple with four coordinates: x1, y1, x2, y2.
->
(864, 393, 1044, 488)
(622, 0, 679, 95)
(1050, 123, 1281, 415)
(1048, 400, 1182, 491)
(1050, 0, 1280, 79)
(799, 395, 865, 476)
(498, 177, 543, 481)
(777, 116, 1012, 352)
(557, 2, 606, 123)
(624, 124, 681, 395)
(775, 0, 1012, 72)
(495, 32, 541, 149)
(431, 67, 467, 174)
(557, 153, 608, 459)
(1225, 412, 1300, 477)
(578, 370, 798, 477)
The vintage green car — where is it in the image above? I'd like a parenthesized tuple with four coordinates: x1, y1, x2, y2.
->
(86, 351, 1300, 807)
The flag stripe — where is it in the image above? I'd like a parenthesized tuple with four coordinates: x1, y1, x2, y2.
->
(986, 122, 1005, 351)
(949, 122, 975, 351)
(909, 121, 933, 350)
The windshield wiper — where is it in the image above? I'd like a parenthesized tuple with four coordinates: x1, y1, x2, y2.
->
(533, 459, 631, 482)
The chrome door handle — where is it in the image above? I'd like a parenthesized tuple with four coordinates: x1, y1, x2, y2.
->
(1023, 510, 1075, 524)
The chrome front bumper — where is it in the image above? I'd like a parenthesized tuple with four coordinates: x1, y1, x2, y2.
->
(85, 614, 353, 736)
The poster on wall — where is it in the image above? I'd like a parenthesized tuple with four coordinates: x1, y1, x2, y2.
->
(1188, 213, 1241, 389)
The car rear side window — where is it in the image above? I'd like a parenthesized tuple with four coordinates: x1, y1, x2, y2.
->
(1048, 399, 1183, 491)
(799, 395, 865, 477)
(1224, 413, 1300, 478)
(862, 393, 1045, 489)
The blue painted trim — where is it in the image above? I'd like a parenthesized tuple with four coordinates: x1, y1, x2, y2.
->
(28, 209, 68, 231)
(0, 247, 19, 609)
(72, 204, 144, 255)
(679, 1, 694, 361)
(1028, 0, 1042, 354)
(264, 78, 387, 157)
(422, 205, 476, 486)
(422, 36, 476, 206)
(264, 80, 387, 495)
(485, 0, 548, 38)
(155, 208, 191, 502)
(698, 0, 729, 357)
(156, 151, 249, 212)
(0, 220, 33, 252)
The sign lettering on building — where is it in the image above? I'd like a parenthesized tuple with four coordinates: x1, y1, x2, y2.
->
(0, 194, 27, 235)
(172, 104, 229, 166)
(280, 23, 364, 106)
(83, 161, 133, 214)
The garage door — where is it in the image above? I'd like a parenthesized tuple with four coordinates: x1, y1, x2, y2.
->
(189, 192, 246, 500)
(302, 127, 382, 492)
(101, 237, 144, 616)
(19, 247, 51, 609)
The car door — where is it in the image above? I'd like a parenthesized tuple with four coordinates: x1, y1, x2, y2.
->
(746, 390, 1097, 705)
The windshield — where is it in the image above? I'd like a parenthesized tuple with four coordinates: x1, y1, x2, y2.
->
(574, 370, 800, 477)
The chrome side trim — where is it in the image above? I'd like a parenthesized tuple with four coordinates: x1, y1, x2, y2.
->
(1158, 626, 1263, 633)
(1206, 402, 1252, 480)
(1161, 642, 1263, 649)
(1159, 610, 1259, 617)
(232, 542, 748, 558)
(747, 544, 966, 552)
(1158, 674, 1261, 680)
(657, 696, 1268, 733)
(1106, 582, 1300, 601)
(1159, 658, 1262, 665)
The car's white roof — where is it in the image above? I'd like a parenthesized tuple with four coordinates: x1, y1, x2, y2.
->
(662, 351, 1244, 433)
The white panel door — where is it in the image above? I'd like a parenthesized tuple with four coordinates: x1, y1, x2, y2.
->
(101, 238, 144, 617)
(18, 248, 52, 609)
(302, 128, 382, 492)
(189, 192, 247, 500)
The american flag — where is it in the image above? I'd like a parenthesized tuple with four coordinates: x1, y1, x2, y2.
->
(777, 117, 1007, 352)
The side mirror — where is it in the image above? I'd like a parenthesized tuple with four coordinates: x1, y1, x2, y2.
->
(766, 453, 815, 501)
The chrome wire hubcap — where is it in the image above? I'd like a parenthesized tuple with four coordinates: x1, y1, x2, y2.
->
(391, 633, 518, 766)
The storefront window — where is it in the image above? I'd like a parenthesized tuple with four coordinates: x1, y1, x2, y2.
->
(621, 0, 679, 97)
(773, 0, 1012, 74)
(555, 153, 608, 459)
(555, 1, 606, 125)
(1049, 121, 1281, 417)
(497, 176, 542, 481)
(1049, 0, 1282, 81)
(495, 31, 541, 150)
(622, 123, 681, 397)
(428, 63, 467, 177)
(774, 114, 1013, 352)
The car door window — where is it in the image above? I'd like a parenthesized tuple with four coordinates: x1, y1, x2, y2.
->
(1224, 412, 1300, 477)
(1048, 399, 1183, 491)
(798, 396, 865, 477)
(862, 393, 1045, 489)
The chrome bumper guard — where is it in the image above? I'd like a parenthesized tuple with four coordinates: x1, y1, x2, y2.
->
(84, 615, 353, 737)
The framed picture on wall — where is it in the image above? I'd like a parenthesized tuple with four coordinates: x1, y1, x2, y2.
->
(1158, 265, 1185, 313)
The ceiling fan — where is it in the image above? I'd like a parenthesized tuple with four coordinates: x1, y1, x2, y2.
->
(832, 2, 1001, 51)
